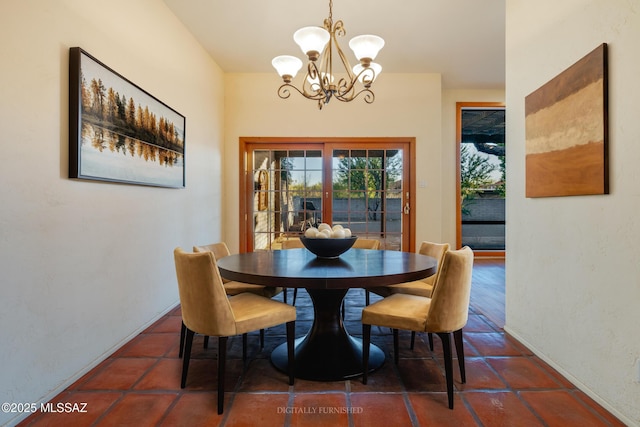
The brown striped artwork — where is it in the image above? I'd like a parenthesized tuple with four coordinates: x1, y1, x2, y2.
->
(525, 43, 608, 197)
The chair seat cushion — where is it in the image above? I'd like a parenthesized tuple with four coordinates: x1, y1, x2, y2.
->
(230, 293, 296, 335)
(224, 281, 282, 298)
(361, 294, 431, 332)
(367, 286, 392, 297)
(387, 280, 434, 298)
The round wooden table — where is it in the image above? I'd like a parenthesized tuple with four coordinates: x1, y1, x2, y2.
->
(216, 248, 437, 381)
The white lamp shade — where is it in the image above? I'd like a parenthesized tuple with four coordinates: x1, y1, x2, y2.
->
(293, 26, 330, 56)
(349, 35, 385, 60)
(353, 62, 382, 83)
(272, 55, 303, 78)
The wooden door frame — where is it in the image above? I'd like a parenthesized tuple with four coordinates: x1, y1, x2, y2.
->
(455, 103, 505, 258)
(239, 137, 416, 253)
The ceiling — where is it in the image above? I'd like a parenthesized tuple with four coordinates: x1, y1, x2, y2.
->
(163, 0, 505, 90)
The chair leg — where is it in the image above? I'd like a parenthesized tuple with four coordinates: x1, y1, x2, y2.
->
(362, 324, 371, 384)
(365, 290, 370, 306)
(260, 329, 265, 349)
(204, 335, 209, 349)
(437, 332, 454, 409)
(393, 329, 399, 365)
(217, 336, 228, 415)
(292, 288, 298, 305)
(453, 329, 466, 383)
(428, 332, 434, 351)
(410, 331, 416, 350)
(242, 333, 248, 364)
(283, 288, 288, 304)
(286, 321, 295, 385)
(179, 321, 186, 358)
(180, 328, 195, 388)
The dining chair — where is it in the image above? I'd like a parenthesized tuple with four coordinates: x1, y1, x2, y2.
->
(194, 242, 284, 298)
(361, 246, 474, 409)
(348, 238, 380, 317)
(352, 238, 381, 250)
(174, 248, 296, 414)
(281, 237, 306, 305)
(369, 241, 450, 350)
(352, 239, 381, 296)
(178, 243, 283, 357)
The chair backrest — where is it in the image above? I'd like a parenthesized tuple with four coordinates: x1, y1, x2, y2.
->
(417, 241, 450, 285)
(425, 246, 474, 333)
(281, 238, 305, 249)
(352, 238, 381, 250)
(174, 248, 236, 337)
(193, 243, 232, 283)
(193, 242, 231, 259)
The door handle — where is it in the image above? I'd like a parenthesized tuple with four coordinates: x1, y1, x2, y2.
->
(404, 202, 410, 214)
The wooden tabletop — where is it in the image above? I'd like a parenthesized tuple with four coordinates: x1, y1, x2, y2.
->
(216, 248, 437, 289)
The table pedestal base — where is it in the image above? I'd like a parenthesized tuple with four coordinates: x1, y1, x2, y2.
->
(271, 288, 385, 381)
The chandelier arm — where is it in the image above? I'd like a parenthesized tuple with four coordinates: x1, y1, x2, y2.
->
(354, 67, 376, 88)
(331, 21, 356, 82)
(333, 77, 353, 100)
(334, 88, 375, 104)
(301, 62, 332, 101)
(276, 83, 321, 100)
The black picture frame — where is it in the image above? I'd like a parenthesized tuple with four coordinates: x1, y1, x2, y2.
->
(69, 47, 185, 188)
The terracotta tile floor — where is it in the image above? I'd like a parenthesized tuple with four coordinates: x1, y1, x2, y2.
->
(18, 260, 625, 426)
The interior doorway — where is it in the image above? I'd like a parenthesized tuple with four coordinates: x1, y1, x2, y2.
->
(456, 102, 505, 256)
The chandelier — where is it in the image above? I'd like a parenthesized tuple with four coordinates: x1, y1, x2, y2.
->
(271, 0, 384, 110)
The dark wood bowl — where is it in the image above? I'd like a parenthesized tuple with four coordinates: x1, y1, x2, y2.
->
(299, 236, 357, 259)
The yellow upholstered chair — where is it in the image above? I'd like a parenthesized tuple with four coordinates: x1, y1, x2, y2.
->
(351, 238, 381, 250)
(281, 238, 305, 249)
(348, 237, 380, 316)
(361, 246, 474, 409)
(350, 237, 380, 306)
(384, 241, 450, 297)
(174, 248, 296, 414)
(179, 243, 284, 356)
(368, 241, 450, 350)
(281, 238, 306, 305)
(194, 243, 283, 298)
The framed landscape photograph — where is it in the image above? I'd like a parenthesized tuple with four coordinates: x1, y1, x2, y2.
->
(69, 47, 185, 188)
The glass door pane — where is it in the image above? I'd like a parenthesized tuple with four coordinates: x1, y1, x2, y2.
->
(331, 148, 404, 250)
(252, 149, 322, 250)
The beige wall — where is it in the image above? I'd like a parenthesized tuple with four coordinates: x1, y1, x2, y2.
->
(505, 0, 640, 424)
(224, 73, 450, 253)
(0, 1, 224, 425)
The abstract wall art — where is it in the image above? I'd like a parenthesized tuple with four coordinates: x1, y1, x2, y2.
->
(525, 43, 608, 198)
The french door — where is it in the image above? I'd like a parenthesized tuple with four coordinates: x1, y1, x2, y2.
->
(239, 137, 415, 253)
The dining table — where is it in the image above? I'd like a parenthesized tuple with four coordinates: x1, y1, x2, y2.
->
(216, 248, 437, 381)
